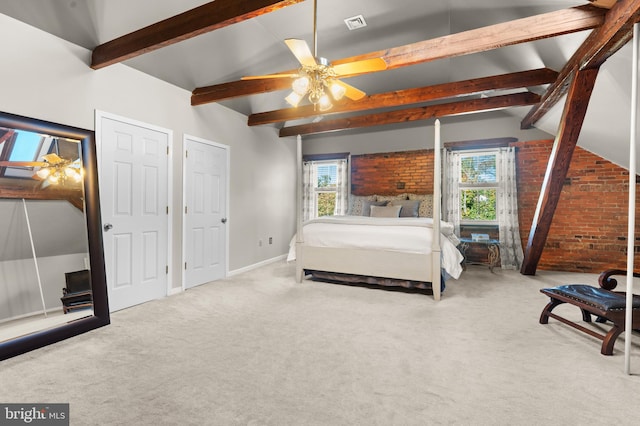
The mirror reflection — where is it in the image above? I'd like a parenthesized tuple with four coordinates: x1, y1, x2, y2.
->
(0, 127, 92, 343)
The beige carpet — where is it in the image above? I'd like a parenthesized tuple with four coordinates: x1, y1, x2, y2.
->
(1, 261, 639, 425)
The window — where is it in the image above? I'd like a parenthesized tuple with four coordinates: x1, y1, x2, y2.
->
(459, 152, 498, 224)
(9, 130, 43, 161)
(302, 156, 348, 221)
(314, 161, 338, 217)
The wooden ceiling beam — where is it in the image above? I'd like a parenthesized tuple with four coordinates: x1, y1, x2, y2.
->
(192, 78, 294, 106)
(522, 0, 640, 128)
(0, 185, 82, 200)
(248, 68, 558, 126)
(520, 68, 600, 275)
(91, 0, 303, 70)
(279, 92, 540, 137)
(192, 5, 605, 105)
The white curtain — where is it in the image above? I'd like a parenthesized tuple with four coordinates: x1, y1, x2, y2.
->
(443, 149, 461, 236)
(302, 161, 315, 222)
(496, 147, 524, 269)
(334, 158, 348, 215)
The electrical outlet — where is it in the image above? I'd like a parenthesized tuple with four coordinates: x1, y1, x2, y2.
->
(269, 237, 273, 244)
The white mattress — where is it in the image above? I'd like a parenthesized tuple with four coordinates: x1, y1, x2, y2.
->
(288, 216, 464, 279)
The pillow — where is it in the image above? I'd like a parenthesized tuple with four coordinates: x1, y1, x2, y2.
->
(408, 194, 433, 217)
(418, 197, 433, 217)
(376, 194, 409, 202)
(388, 199, 421, 217)
(370, 205, 402, 218)
(361, 200, 388, 216)
(347, 195, 376, 216)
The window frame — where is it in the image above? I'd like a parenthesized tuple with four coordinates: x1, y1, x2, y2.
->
(458, 149, 499, 226)
(312, 160, 338, 218)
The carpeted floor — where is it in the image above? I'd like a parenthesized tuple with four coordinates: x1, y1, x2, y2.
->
(1, 261, 639, 425)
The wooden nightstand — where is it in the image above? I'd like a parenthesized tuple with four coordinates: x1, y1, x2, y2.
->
(458, 238, 500, 272)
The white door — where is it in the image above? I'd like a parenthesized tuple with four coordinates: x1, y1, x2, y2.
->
(98, 114, 170, 312)
(183, 136, 228, 289)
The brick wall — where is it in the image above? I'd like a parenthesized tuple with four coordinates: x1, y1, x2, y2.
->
(514, 139, 640, 273)
(351, 150, 434, 195)
(351, 143, 640, 273)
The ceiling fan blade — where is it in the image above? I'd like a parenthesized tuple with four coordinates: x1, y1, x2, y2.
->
(284, 39, 317, 67)
(0, 161, 48, 167)
(334, 80, 366, 101)
(241, 73, 299, 80)
(332, 58, 387, 76)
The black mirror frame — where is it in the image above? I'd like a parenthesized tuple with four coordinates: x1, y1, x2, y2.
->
(0, 111, 110, 361)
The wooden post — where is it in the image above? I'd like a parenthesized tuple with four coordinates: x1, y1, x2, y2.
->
(624, 22, 639, 375)
(432, 120, 442, 301)
(295, 134, 304, 283)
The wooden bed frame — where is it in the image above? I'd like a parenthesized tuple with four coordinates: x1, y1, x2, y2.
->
(294, 120, 444, 301)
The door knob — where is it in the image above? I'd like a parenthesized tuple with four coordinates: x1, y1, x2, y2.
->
(221, 218, 227, 224)
(104, 223, 113, 231)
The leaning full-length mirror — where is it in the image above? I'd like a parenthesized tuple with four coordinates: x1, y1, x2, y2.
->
(0, 111, 109, 360)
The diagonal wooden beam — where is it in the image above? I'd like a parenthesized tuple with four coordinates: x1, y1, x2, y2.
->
(588, 0, 618, 8)
(91, 0, 304, 69)
(522, 0, 640, 128)
(520, 68, 600, 275)
(248, 68, 558, 126)
(191, 5, 605, 105)
(279, 92, 540, 137)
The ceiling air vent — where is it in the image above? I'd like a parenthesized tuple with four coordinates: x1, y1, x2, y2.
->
(344, 15, 367, 31)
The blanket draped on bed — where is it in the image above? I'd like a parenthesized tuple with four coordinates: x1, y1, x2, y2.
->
(287, 215, 464, 280)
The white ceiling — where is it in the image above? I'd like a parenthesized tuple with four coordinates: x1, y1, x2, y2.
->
(0, 0, 635, 167)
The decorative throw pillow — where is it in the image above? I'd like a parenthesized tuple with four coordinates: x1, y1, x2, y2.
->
(388, 199, 421, 217)
(408, 194, 434, 217)
(370, 205, 402, 218)
(361, 200, 388, 216)
(347, 195, 376, 216)
(376, 194, 409, 202)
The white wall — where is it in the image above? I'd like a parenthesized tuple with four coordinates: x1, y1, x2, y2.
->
(0, 253, 86, 322)
(0, 13, 297, 289)
(299, 111, 553, 156)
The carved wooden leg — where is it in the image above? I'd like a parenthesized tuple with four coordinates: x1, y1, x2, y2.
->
(601, 325, 623, 355)
(540, 298, 564, 324)
(580, 309, 592, 323)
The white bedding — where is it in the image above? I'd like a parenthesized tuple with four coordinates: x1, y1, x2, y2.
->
(287, 215, 464, 279)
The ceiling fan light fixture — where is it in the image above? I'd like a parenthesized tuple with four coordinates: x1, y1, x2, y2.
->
(65, 166, 81, 182)
(318, 94, 332, 111)
(292, 76, 310, 95)
(47, 173, 60, 184)
(285, 91, 304, 107)
(329, 81, 346, 101)
(36, 167, 51, 179)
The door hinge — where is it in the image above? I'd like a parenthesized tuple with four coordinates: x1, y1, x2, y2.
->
(184, 262, 187, 270)
(166, 265, 169, 274)
(185, 150, 188, 158)
(166, 206, 169, 215)
(185, 206, 188, 214)
(167, 146, 169, 155)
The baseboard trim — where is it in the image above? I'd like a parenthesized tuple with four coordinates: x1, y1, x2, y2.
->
(228, 254, 287, 277)
(167, 287, 183, 296)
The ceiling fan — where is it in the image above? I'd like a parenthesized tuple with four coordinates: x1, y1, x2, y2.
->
(0, 153, 82, 186)
(242, 0, 387, 111)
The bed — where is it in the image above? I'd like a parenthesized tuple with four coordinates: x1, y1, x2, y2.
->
(292, 120, 461, 301)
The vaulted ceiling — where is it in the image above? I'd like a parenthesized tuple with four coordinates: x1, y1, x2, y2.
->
(1, 0, 638, 274)
(0, 1, 630, 148)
